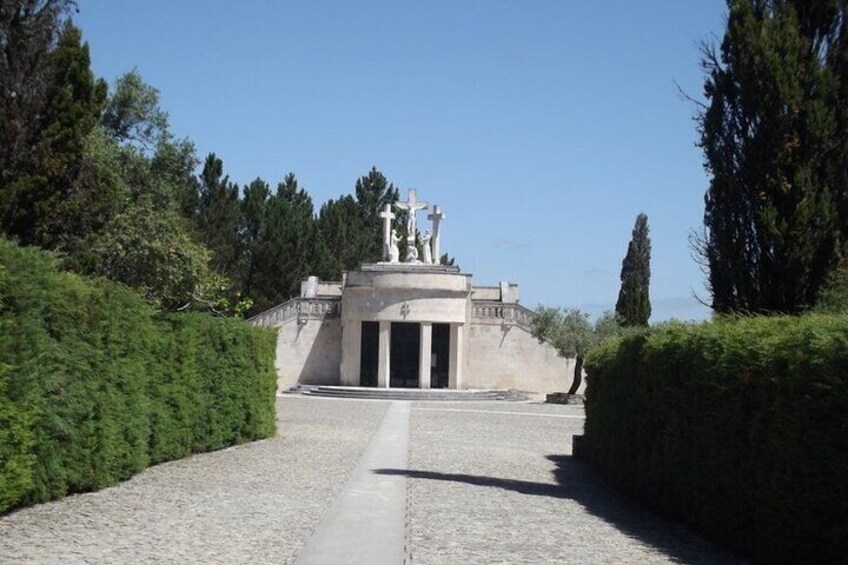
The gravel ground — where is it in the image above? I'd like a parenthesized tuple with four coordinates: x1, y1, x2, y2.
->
(1, 397, 745, 565)
(405, 401, 745, 565)
(0, 396, 389, 565)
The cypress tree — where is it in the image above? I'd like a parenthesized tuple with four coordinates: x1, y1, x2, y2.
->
(615, 213, 651, 326)
(697, 0, 848, 314)
(1, 18, 106, 248)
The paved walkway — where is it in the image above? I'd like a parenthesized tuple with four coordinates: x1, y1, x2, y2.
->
(0, 396, 744, 564)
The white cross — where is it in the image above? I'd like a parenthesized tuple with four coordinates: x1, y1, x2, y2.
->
(378, 203, 395, 261)
(394, 188, 429, 243)
(427, 204, 446, 261)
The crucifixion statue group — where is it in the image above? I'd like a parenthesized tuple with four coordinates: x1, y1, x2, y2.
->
(379, 188, 445, 265)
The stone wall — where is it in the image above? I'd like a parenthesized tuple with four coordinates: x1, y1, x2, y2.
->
(252, 293, 581, 394)
(250, 298, 342, 391)
(274, 317, 342, 390)
(466, 321, 579, 394)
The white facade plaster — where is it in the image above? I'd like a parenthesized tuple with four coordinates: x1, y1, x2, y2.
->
(273, 317, 341, 391)
(465, 323, 580, 394)
(253, 269, 580, 393)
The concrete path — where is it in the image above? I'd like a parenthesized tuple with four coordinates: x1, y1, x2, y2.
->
(0, 396, 745, 564)
(294, 401, 410, 565)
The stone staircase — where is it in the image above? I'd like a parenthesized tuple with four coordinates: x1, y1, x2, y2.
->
(289, 385, 528, 401)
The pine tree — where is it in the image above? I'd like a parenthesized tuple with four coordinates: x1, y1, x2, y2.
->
(313, 195, 368, 279)
(615, 213, 651, 326)
(697, 0, 848, 314)
(237, 177, 270, 303)
(197, 153, 242, 278)
(354, 167, 398, 261)
(248, 173, 315, 314)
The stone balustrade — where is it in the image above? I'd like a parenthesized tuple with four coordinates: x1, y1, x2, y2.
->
(249, 297, 341, 327)
(470, 301, 535, 332)
(250, 297, 535, 332)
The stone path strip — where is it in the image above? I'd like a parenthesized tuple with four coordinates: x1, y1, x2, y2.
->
(294, 401, 410, 565)
(0, 396, 745, 564)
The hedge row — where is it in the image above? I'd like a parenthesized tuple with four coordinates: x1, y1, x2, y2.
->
(0, 238, 277, 514)
(583, 316, 848, 563)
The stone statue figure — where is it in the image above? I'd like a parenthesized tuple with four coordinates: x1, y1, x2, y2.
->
(394, 189, 429, 246)
(420, 230, 433, 264)
(389, 229, 400, 263)
(406, 243, 419, 263)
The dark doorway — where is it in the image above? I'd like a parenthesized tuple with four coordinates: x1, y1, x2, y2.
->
(360, 322, 379, 387)
(390, 322, 420, 388)
(431, 323, 450, 388)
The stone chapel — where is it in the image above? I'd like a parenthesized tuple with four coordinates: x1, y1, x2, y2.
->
(250, 189, 574, 393)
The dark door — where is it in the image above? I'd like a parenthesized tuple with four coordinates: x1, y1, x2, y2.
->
(360, 321, 379, 387)
(390, 322, 420, 388)
(431, 323, 450, 388)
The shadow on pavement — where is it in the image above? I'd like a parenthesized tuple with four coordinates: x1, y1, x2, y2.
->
(375, 455, 745, 565)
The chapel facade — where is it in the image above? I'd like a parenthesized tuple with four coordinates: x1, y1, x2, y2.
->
(250, 189, 575, 393)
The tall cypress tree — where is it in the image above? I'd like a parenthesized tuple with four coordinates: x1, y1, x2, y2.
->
(1, 17, 106, 248)
(697, 0, 847, 314)
(615, 213, 651, 326)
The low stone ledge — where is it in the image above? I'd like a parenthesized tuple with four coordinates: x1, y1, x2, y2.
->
(545, 392, 584, 405)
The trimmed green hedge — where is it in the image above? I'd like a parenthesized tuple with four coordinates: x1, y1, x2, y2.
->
(584, 316, 848, 563)
(0, 238, 276, 514)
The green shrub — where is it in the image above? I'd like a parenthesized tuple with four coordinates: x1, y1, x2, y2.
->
(0, 238, 277, 514)
(584, 316, 848, 563)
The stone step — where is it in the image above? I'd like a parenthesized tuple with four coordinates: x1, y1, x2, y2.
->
(298, 385, 526, 402)
(303, 390, 505, 401)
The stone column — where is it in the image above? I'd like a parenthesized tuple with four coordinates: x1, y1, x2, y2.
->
(340, 320, 361, 386)
(378, 321, 391, 388)
(448, 323, 464, 389)
(419, 322, 432, 389)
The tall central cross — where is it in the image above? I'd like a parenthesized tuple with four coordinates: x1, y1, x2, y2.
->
(394, 188, 429, 242)
(378, 203, 395, 261)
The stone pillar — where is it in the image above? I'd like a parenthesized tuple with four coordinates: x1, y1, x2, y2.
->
(378, 321, 391, 388)
(419, 322, 432, 389)
(449, 323, 464, 389)
(340, 320, 361, 386)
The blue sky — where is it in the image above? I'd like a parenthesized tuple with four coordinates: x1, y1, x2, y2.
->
(76, 1, 727, 321)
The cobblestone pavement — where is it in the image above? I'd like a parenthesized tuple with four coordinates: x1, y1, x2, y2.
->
(404, 402, 744, 564)
(0, 396, 745, 564)
(0, 397, 389, 565)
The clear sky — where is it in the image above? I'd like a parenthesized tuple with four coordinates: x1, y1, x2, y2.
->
(76, 1, 727, 321)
